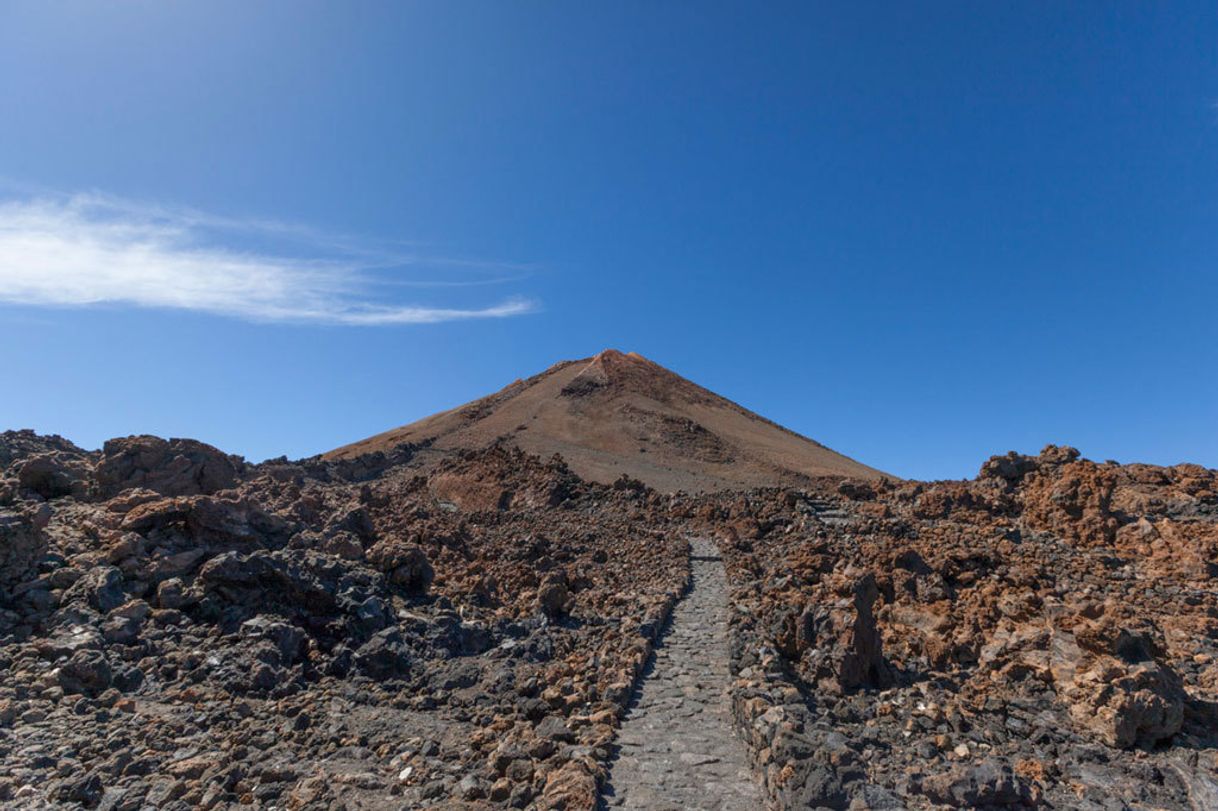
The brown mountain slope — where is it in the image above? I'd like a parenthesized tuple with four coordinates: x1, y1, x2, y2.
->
(327, 349, 885, 491)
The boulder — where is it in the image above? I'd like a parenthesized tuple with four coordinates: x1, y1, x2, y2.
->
(539, 761, 597, 810)
(195, 550, 346, 616)
(837, 480, 876, 501)
(366, 541, 433, 594)
(1022, 459, 1119, 547)
(14, 452, 93, 499)
(1049, 616, 1185, 748)
(802, 573, 892, 692)
(240, 616, 306, 666)
(980, 452, 1041, 485)
(62, 566, 125, 613)
(0, 504, 49, 589)
(155, 577, 192, 609)
(96, 436, 241, 498)
(186, 495, 286, 545)
(537, 575, 573, 620)
(58, 649, 113, 695)
(101, 599, 152, 644)
(353, 629, 412, 680)
(121, 494, 287, 548)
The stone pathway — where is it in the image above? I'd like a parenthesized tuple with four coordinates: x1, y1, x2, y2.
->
(600, 538, 762, 810)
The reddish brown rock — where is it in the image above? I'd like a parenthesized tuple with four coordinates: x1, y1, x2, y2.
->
(96, 435, 242, 498)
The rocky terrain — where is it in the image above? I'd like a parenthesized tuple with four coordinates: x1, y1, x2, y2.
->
(0, 432, 688, 809)
(1, 353, 1215, 810)
(707, 446, 1218, 810)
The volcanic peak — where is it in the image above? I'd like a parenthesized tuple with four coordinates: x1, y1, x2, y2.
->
(328, 350, 884, 491)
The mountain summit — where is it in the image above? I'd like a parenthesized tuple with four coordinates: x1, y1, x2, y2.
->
(328, 350, 883, 491)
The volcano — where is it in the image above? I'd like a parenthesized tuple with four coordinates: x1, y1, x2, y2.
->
(327, 349, 884, 491)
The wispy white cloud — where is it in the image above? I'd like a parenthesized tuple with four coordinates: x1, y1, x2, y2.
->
(0, 193, 537, 325)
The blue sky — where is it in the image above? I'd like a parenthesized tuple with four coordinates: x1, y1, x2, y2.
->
(1, 2, 1215, 480)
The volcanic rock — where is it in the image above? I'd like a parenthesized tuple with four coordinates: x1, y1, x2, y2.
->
(0, 503, 49, 589)
(14, 451, 93, 500)
(96, 435, 242, 497)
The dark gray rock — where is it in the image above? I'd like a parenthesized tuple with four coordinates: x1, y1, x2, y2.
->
(353, 628, 412, 680)
(0, 504, 49, 589)
(63, 566, 125, 613)
(59, 649, 113, 695)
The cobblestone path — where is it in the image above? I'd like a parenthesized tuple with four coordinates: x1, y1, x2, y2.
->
(599, 538, 762, 810)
